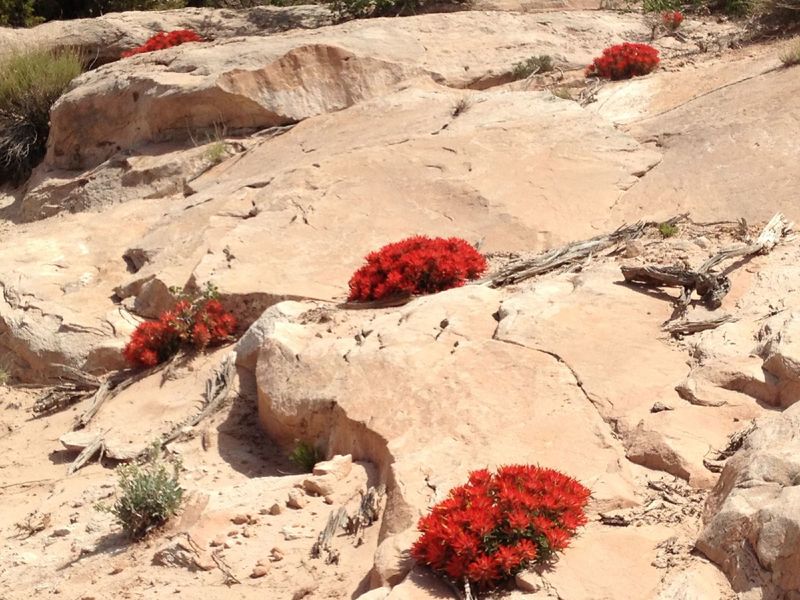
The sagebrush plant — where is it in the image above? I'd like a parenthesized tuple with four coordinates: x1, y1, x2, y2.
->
(585, 43, 660, 80)
(123, 283, 237, 368)
(780, 38, 800, 66)
(0, 46, 84, 185)
(97, 442, 183, 540)
(121, 29, 204, 58)
(289, 441, 322, 473)
(412, 465, 590, 592)
(347, 236, 487, 302)
(511, 55, 554, 80)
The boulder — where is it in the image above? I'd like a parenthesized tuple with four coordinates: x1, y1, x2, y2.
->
(697, 402, 800, 598)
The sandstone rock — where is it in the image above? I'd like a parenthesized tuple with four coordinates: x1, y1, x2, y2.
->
(697, 402, 800, 597)
(44, 11, 651, 172)
(515, 570, 544, 593)
(268, 503, 284, 516)
(302, 475, 336, 497)
(0, 6, 332, 66)
(312, 454, 353, 479)
(757, 311, 800, 408)
(250, 564, 269, 578)
(256, 285, 640, 542)
(355, 588, 391, 600)
(370, 529, 418, 587)
(286, 489, 307, 510)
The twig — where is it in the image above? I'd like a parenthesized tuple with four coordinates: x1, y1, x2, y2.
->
(67, 431, 108, 475)
(663, 314, 737, 336)
(211, 549, 240, 585)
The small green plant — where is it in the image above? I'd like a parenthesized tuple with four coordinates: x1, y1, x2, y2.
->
(511, 55, 554, 80)
(780, 38, 800, 67)
(204, 140, 228, 164)
(289, 441, 322, 473)
(0, 46, 84, 185)
(97, 442, 183, 540)
(658, 221, 679, 237)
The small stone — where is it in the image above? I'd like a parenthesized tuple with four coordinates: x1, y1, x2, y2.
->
(259, 508, 269, 515)
(269, 503, 283, 516)
(324, 495, 334, 505)
(250, 565, 270, 578)
(281, 525, 314, 541)
(651, 401, 674, 413)
(624, 240, 644, 258)
(287, 489, 307, 510)
(210, 535, 226, 548)
(242, 527, 253, 538)
(109, 565, 124, 575)
(694, 236, 711, 249)
(231, 514, 248, 525)
(303, 475, 335, 497)
(51, 528, 71, 538)
(312, 454, 353, 479)
(270, 547, 285, 562)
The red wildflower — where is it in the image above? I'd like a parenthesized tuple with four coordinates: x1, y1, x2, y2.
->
(661, 10, 684, 31)
(121, 29, 204, 58)
(585, 43, 660, 80)
(411, 465, 590, 591)
(122, 289, 237, 368)
(347, 236, 487, 302)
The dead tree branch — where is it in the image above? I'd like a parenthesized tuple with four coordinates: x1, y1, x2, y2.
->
(487, 216, 684, 287)
(622, 213, 794, 332)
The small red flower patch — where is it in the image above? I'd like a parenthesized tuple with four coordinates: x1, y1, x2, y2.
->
(661, 10, 684, 30)
(585, 42, 660, 80)
(412, 465, 590, 591)
(121, 29, 204, 58)
(123, 289, 236, 369)
(347, 236, 487, 302)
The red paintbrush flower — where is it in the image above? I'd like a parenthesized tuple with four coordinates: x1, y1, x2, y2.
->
(411, 465, 590, 591)
(585, 43, 660, 80)
(347, 236, 487, 302)
(121, 29, 204, 58)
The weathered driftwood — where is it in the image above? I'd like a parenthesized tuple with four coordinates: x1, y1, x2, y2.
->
(135, 353, 236, 460)
(311, 507, 348, 564)
(663, 314, 737, 336)
(487, 217, 683, 287)
(67, 431, 106, 475)
(32, 368, 102, 417)
(622, 213, 794, 331)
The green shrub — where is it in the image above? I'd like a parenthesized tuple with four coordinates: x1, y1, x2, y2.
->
(511, 55, 554, 80)
(0, 46, 84, 185)
(289, 441, 322, 473)
(658, 221, 679, 237)
(97, 443, 183, 540)
(0, 0, 38, 26)
(328, 0, 469, 21)
(780, 38, 800, 66)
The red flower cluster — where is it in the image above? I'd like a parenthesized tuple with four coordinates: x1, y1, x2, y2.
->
(121, 29, 204, 58)
(123, 298, 236, 368)
(585, 43, 660, 80)
(347, 236, 487, 302)
(412, 465, 591, 590)
(661, 10, 684, 30)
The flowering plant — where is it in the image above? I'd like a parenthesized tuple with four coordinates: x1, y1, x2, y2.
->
(661, 10, 684, 30)
(585, 43, 660, 80)
(123, 284, 236, 368)
(347, 236, 487, 302)
(121, 29, 204, 58)
(411, 465, 590, 591)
